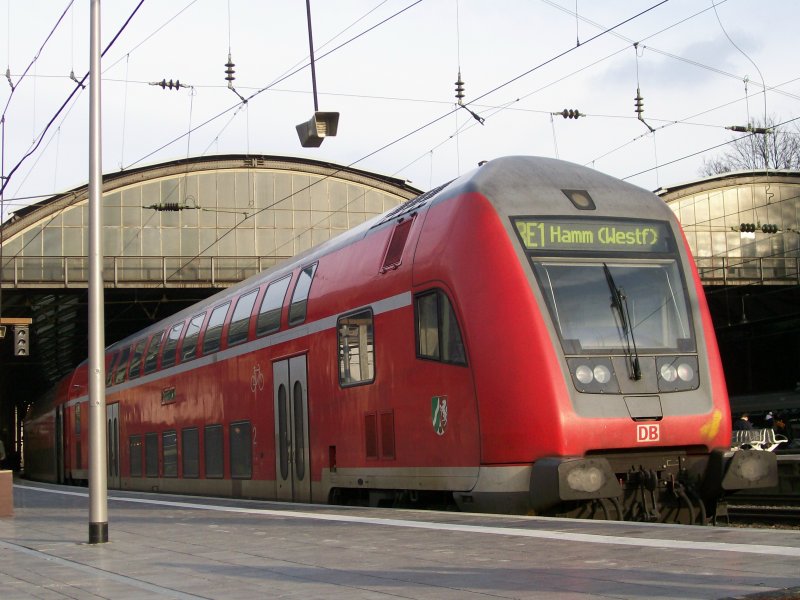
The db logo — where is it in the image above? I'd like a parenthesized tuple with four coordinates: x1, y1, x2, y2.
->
(636, 423, 660, 443)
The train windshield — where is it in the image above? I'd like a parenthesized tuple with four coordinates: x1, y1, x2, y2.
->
(533, 261, 694, 355)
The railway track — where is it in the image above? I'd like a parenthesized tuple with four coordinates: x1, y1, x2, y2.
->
(726, 495, 800, 526)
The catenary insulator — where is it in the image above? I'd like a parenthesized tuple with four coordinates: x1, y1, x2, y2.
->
(634, 88, 644, 115)
(455, 71, 465, 105)
(225, 53, 236, 88)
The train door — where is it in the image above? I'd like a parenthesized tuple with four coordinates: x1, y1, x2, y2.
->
(55, 406, 64, 484)
(106, 403, 120, 489)
(272, 355, 311, 502)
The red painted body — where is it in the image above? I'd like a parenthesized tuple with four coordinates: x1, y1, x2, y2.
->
(24, 157, 762, 521)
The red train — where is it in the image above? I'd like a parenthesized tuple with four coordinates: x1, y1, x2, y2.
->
(24, 156, 777, 523)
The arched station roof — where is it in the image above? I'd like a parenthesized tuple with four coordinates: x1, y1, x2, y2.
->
(1, 154, 420, 288)
(656, 169, 800, 286)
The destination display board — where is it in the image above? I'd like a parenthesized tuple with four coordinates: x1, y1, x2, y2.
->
(512, 217, 672, 253)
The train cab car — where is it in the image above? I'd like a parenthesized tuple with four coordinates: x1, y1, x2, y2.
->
(23, 156, 777, 524)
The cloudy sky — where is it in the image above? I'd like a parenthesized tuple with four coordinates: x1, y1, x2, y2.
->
(2, 0, 799, 220)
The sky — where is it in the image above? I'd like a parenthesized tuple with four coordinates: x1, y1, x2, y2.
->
(2, 0, 800, 221)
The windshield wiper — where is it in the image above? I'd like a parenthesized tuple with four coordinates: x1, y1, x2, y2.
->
(603, 263, 641, 380)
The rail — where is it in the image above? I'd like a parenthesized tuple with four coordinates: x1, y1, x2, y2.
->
(0, 255, 290, 288)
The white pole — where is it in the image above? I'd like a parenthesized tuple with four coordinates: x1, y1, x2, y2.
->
(88, 0, 108, 544)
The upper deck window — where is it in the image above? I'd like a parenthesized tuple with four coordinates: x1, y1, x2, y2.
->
(161, 322, 185, 369)
(228, 289, 258, 346)
(128, 339, 147, 380)
(112, 346, 131, 385)
(105, 352, 118, 387)
(256, 275, 292, 336)
(202, 302, 230, 355)
(181, 313, 206, 362)
(143, 330, 166, 375)
(338, 309, 375, 386)
(288, 264, 318, 326)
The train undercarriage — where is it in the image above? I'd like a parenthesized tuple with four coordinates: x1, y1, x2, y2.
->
(330, 448, 778, 526)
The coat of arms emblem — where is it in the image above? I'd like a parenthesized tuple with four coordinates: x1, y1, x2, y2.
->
(432, 396, 448, 436)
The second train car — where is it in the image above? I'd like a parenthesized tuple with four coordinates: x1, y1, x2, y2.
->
(24, 156, 777, 523)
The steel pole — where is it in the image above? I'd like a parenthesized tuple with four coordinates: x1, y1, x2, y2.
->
(87, 0, 108, 544)
(305, 0, 319, 112)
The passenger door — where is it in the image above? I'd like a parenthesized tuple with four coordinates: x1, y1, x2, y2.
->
(55, 406, 64, 484)
(272, 355, 311, 502)
(106, 403, 120, 489)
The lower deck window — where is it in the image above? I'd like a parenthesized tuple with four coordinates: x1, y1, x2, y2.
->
(162, 431, 178, 477)
(129, 435, 142, 477)
(205, 424, 224, 478)
(145, 433, 158, 477)
(230, 421, 252, 479)
(182, 428, 199, 478)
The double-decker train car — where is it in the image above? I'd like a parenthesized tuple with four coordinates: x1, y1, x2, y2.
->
(24, 156, 777, 523)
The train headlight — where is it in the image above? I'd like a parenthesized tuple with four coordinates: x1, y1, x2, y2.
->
(677, 362, 694, 382)
(575, 365, 593, 384)
(566, 465, 605, 493)
(593, 364, 611, 384)
(567, 358, 619, 394)
(660, 363, 678, 382)
(657, 356, 699, 392)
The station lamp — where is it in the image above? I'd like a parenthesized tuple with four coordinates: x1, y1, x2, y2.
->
(295, 0, 339, 148)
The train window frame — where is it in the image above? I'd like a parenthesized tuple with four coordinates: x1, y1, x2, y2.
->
(143, 330, 166, 375)
(256, 274, 292, 337)
(204, 424, 224, 479)
(227, 289, 259, 346)
(162, 430, 178, 478)
(161, 321, 185, 369)
(182, 427, 199, 478)
(113, 346, 132, 385)
(75, 403, 81, 435)
(129, 435, 143, 477)
(202, 302, 231, 355)
(180, 312, 206, 363)
(127, 338, 147, 381)
(414, 289, 467, 366)
(288, 263, 318, 326)
(337, 309, 376, 387)
(144, 432, 159, 477)
(230, 421, 252, 479)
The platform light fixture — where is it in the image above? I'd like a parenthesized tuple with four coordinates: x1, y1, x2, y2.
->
(296, 0, 339, 148)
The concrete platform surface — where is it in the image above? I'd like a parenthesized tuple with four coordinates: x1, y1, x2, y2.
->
(1, 480, 799, 599)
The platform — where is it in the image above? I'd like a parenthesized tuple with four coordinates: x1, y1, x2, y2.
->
(1, 480, 799, 600)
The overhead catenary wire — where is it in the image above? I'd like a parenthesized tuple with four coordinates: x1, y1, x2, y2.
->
(0, 0, 146, 198)
(155, 1, 674, 283)
(123, 0, 425, 171)
(1, 1, 792, 270)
